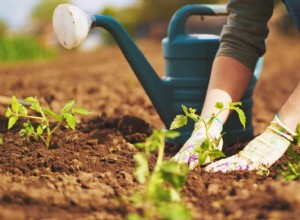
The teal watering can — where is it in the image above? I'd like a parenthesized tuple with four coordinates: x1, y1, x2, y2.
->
(53, 4, 262, 145)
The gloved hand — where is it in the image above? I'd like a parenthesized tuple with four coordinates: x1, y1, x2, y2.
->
(171, 118, 223, 170)
(205, 114, 297, 172)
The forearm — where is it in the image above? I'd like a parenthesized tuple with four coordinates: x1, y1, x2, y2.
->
(200, 56, 252, 123)
(278, 82, 300, 131)
(200, 0, 273, 123)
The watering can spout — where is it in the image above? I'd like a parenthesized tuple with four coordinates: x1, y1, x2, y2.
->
(53, 4, 170, 125)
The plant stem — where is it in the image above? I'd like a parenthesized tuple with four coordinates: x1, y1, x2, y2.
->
(45, 121, 62, 148)
(11, 112, 44, 121)
(155, 132, 165, 171)
(146, 131, 165, 204)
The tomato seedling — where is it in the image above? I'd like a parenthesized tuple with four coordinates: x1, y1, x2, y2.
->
(279, 124, 300, 181)
(170, 102, 246, 165)
(128, 130, 191, 220)
(5, 96, 91, 148)
(0, 134, 3, 145)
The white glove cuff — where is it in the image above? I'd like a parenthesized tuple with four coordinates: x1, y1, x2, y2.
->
(268, 114, 297, 141)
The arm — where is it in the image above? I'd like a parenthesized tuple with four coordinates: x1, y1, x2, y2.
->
(201, 0, 274, 123)
(172, 0, 275, 169)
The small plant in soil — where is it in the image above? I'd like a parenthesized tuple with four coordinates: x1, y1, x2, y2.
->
(279, 124, 300, 181)
(5, 96, 91, 148)
(0, 134, 3, 145)
(128, 130, 191, 220)
(170, 102, 246, 165)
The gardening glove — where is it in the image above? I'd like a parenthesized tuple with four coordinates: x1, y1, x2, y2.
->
(205, 114, 297, 173)
(171, 118, 223, 170)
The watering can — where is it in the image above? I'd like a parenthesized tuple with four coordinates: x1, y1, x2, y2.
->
(53, 4, 262, 146)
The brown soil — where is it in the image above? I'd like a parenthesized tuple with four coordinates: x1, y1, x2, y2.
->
(0, 25, 300, 219)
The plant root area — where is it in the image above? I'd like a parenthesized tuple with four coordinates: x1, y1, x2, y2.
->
(0, 32, 300, 220)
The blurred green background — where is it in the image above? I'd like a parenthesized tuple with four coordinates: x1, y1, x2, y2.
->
(0, 0, 293, 64)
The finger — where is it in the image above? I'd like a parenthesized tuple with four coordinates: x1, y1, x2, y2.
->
(204, 156, 247, 172)
(188, 154, 199, 170)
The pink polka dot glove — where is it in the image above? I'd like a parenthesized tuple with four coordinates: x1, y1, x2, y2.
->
(205, 115, 297, 173)
(171, 118, 223, 170)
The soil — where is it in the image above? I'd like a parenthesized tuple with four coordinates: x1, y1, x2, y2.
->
(0, 23, 300, 219)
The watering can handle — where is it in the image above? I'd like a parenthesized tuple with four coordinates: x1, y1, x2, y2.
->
(168, 4, 228, 40)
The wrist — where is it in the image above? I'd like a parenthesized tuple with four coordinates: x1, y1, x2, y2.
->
(267, 114, 297, 142)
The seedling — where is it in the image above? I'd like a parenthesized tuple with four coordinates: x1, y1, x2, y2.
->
(0, 134, 3, 145)
(128, 130, 191, 220)
(170, 102, 246, 165)
(5, 96, 90, 148)
(279, 124, 300, 181)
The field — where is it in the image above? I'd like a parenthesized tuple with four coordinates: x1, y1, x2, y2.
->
(0, 25, 300, 219)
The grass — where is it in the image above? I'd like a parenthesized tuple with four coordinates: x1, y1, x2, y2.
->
(0, 35, 56, 63)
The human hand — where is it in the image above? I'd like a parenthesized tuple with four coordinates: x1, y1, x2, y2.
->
(171, 118, 223, 170)
(205, 115, 296, 172)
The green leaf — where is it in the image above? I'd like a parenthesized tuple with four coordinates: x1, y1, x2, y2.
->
(256, 168, 270, 176)
(64, 113, 76, 130)
(160, 161, 188, 189)
(295, 124, 300, 146)
(54, 114, 63, 122)
(287, 146, 300, 161)
(206, 117, 215, 128)
(11, 96, 20, 113)
(208, 149, 226, 161)
(229, 102, 242, 108)
(200, 138, 210, 151)
(8, 115, 18, 129)
(126, 214, 144, 220)
(62, 100, 75, 113)
(158, 202, 191, 220)
(36, 124, 45, 135)
(134, 153, 149, 184)
(134, 131, 162, 155)
(24, 96, 37, 103)
(193, 146, 201, 154)
(198, 152, 208, 165)
(152, 186, 172, 202)
(20, 121, 35, 136)
(5, 107, 12, 118)
(71, 108, 91, 115)
(229, 104, 246, 129)
(19, 105, 28, 116)
(285, 175, 298, 181)
(0, 135, 3, 145)
(182, 105, 188, 115)
(188, 107, 196, 115)
(228, 102, 246, 129)
(235, 108, 246, 129)
(23, 121, 34, 130)
(169, 188, 181, 202)
(24, 97, 41, 112)
(19, 129, 27, 136)
(215, 102, 224, 109)
(164, 130, 180, 139)
(43, 108, 56, 116)
(188, 112, 198, 122)
(170, 115, 187, 130)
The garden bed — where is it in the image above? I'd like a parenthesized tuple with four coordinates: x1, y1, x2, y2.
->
(0, 31, 300, 219)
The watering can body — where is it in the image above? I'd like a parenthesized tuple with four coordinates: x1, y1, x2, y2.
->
(53, 4, 263, 146)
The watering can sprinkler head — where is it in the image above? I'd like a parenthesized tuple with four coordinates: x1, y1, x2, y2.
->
(53, 4, 92, 49)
